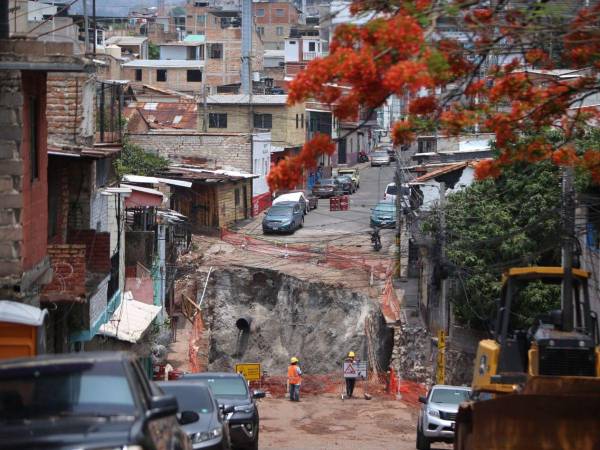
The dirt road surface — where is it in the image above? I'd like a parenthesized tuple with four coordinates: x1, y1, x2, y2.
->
(259, 393, 452, 450)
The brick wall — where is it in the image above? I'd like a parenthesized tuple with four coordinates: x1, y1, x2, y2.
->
(127, 131, 253, 172)
(42, 244, 86, 301)
(47, 72, 95, 147)
(0, 70, 24, 281)
(67, 229, 111, 273)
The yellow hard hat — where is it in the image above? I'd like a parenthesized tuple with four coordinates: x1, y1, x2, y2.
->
(290, 357, 298, 363)
(348, 351, 355, 358)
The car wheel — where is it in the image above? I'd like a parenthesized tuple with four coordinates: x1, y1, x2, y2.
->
(300, 216, 304, 228)
(416, 426, 430, 450)
(249, 425, 259, 450)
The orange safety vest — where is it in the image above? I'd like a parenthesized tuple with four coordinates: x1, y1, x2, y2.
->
(288, 364, 301, 385)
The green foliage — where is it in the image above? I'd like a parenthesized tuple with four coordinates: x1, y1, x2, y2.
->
(114, 140, 169, 179)
(425, 161, 563, 329)
(148, 42, 160, 60)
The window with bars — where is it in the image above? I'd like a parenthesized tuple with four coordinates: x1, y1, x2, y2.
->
(187, 70, 202, 82)
(253, 113, 272, 129)
(209, 113, 227, 128)
(209, 43, 223, 59)
(156, 69, 167, 82)
(276, 26, 284, 36)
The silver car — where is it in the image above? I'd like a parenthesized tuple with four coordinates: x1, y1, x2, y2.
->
(417, 385, 471, 450)
(370, 150, 391, 166)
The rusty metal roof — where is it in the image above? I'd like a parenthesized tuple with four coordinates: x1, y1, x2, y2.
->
(161, 165, 258, 183)
(124, 101, 198, 130)
(410, 162, 469, 183)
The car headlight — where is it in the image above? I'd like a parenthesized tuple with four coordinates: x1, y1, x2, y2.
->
(428, 408, 440, 418)
(193, 427, 222, 443)
(234, 404, 255, 414)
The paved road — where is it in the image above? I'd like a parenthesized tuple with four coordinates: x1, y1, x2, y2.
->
(241, 164, 398, 250)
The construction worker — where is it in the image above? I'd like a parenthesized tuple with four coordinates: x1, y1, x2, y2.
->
(345, 351, 357, 398)
(287, 357, 302, 402)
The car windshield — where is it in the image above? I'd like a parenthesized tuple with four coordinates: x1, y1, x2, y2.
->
(201, 377, 248, 398)
(373, 151, 388, 157)
(430, 389, 471, 404)
(318, 179, 335, 185)
(337, 176, 351, 182)
(374, 203, 396, 213)
(338, 170, 354, 175)
(386, 184, 397, 195)
(268, 206, 293, 217)
(159, 385, 214, 414)
(0, 361, 136, 421)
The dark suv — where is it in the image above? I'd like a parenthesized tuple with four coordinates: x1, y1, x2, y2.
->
(0, 352, 193, 450)
(183, 373, 265, 450)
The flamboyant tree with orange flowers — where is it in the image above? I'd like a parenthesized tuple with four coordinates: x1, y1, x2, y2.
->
(267, 0, 600, 191)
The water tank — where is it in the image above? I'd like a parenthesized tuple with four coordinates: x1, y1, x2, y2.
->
(106, 44, 122, 59)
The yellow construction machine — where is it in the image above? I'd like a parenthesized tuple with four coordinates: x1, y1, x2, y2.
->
(454, 267, 600, 450)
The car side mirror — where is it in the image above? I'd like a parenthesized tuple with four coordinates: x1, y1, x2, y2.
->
(178, 410, 200, 425)
(252, 390, 266, 399)
(221, 404, 235, 414)
(418, 396, 427, 404)
(147, 395, 179, 420)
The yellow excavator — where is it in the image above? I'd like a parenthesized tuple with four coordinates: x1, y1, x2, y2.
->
(454, 267, 600, 450)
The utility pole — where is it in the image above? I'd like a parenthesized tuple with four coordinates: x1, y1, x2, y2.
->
(394, 152, 403, 279)
(92, 0, 96, 56)
(438, 182, 447, 333)
(83, 0, 89, 54)
(562, 166, 575, 332)
(241, 0, 251, 96)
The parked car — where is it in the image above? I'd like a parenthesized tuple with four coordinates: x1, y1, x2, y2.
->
(334, 175, 356, 194)
(312, 178, 343, 198)
(417, 384, 472, 450)
(383, 145, 396, 161)
(370, 201, 397, 228)
(370, 151, 391, 166)
(336, 168, 360, 189)
(262, 203, 304, 234)
(383, 182, 412, 209)
(275, 190, 318, 211)
(183, 373, 265, 450)
(273, 192, 308, 214)
(0, 352, 193, 450)
(157, 381, 232, 450)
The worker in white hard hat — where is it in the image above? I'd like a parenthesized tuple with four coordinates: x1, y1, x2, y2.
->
(344, 351, 357, 398)
(287, 357, 302, 402)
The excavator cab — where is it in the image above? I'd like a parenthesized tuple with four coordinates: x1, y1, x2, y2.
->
(456, 267, 600, 450)
(472, 267, 599, 393)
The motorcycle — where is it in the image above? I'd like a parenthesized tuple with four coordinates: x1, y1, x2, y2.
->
(370, 227, 382, 251)
(358, 151, 369, 163)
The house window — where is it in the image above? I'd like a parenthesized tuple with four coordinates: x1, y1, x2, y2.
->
(253, 113, 272, 129)
(296, 113, 299, 128)
(256, 8, 265, 16)
(196, 14, 205, 25)
(256, 26, 265, 36)
(187, 69, 202, 82)
(135, 69, 142, 81)
(156, 69, 167, 82)
(235, 188, 241, 206)
(28, 96, 39, 181)
(209, 43, 223, 59)
(275, 8, 284, 16)
(301, 113, 304, 128)
(209, 113, 227, 128)
(276, 26, 284, 36)
(308, 41, 316, 52)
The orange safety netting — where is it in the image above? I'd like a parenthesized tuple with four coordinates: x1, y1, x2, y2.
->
(188, 313, 206, 373)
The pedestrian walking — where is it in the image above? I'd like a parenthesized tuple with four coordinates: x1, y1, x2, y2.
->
(344, 351, 357, 398)
(287, 357, 302, 402)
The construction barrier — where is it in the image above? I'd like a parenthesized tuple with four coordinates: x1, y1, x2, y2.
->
(340, 195, 349, 211)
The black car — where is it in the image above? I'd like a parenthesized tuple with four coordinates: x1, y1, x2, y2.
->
(0, 352, 193, 450)
(158, 381, 232, 450)
(334, 175, 355, 194)
(312, 178, 343, 198)
(183, 373, 265, 450)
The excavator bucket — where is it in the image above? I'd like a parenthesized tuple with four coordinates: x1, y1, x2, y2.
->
(454, 376, 600, 450)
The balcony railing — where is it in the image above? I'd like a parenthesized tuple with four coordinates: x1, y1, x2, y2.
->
(303, 51, 329, 61)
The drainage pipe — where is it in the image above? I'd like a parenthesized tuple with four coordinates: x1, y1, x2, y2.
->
(236, 317, 252, 332)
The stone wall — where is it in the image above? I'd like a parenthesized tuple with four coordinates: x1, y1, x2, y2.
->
(127, 131, 252, 172)
(390, 323, 434, 384)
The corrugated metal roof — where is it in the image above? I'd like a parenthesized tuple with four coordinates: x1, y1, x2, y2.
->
(206, 94, 288, 105)
(410, 162, 469, 183)
(99, 293, 161, 343)
(105, 36, 148, 46)
(123, 174, 193, 187)
(122, 59, 205, 69)
(124, 101, 198, 129)
(164, 164, 258, 182)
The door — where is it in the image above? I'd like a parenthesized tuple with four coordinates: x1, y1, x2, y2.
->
(338, 138, 347, 164)
(243, 185, 249, 219)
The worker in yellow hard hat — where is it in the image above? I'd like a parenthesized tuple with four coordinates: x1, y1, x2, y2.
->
(287, 357, 302, 402)
(344, 351, 357, 398)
